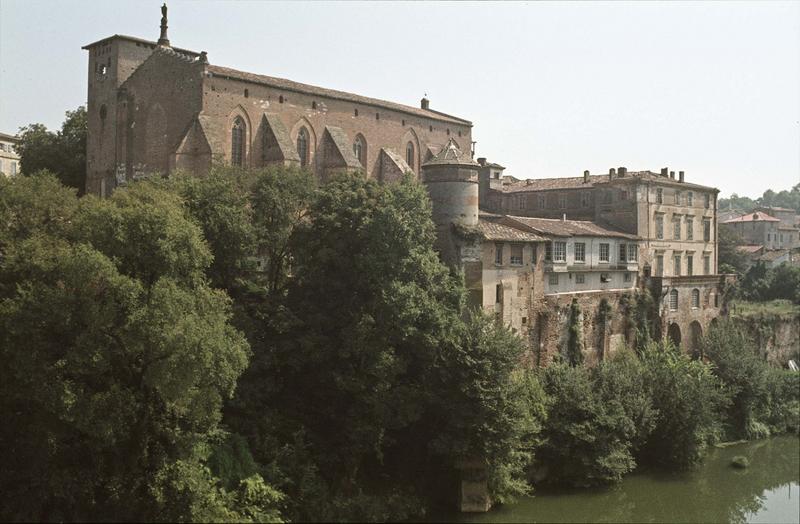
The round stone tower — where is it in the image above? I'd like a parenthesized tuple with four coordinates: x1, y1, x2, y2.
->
(421, 138, 481, 271)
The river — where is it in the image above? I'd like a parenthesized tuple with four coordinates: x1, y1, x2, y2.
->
(447, 435, 799, 523)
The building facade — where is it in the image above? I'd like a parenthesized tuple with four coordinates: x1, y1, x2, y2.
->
(0, 132, 20, 177)
(82, 7, 471, 196)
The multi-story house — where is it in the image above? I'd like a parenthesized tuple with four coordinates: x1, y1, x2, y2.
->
(0, 132, 20, 177)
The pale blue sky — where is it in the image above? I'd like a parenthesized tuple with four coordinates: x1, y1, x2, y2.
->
(1, 1, 798, 197)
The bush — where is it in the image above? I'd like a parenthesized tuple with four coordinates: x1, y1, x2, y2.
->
(536, 357, 646, 487)
(637, 341, 729, 470)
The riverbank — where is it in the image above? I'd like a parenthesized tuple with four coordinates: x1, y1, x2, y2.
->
(439, 436, 799, 523)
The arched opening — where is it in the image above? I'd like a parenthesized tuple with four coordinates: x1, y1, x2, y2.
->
(406, 141, 415, 171)
(231, 116, 246, 167)
(667, 322, 682, 349)
(709, 317, 719, 332)
(669, 289, 679, 311)
(689, 321, 703, 357)
(691, 288, 700, 309)
(297, 127, 309, 167)
(353, 134, 366, 167)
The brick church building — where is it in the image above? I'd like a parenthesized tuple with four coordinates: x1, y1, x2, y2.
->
(83, 4, 472, 196)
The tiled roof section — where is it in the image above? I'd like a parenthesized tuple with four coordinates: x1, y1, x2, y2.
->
(736, 245, 764, 254)
(207, 64, 471, 126)
(500, 175, 604, 192)
(423, 138, 480, 167)
(505, 215, 640, 240)
(498, 170, 717, 193)
(82, 34, 200, 56)
(0, 132, 18, 142)
(723, 212, 780, 223)
(759, 250, 790, 262)
(478, 217, 547, 242)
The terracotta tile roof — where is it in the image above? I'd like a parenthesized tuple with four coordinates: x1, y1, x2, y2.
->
(736, 245, 764, 254)
(504, 215, 640, 240)
(723, 212, 780, 223)
(206, 65, 471, 126)
(478, 216, 547, 242)
(499, 170, 717, 193)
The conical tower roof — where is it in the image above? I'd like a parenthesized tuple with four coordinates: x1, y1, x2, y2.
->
(423, 138, 479, 167)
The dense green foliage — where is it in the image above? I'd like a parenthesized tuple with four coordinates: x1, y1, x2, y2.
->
(15, 107, 87, 192)
(702, 319, 800, 439)
(719, 182, 800, 213)
(0, 173, 274, 521)
(718, 227, 750, 275)
(736, 262, 800, 304)
(3, 167, 798, 521)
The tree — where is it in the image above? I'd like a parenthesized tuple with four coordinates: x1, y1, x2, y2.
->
(16, 106, 87, 192)
(0, 176, 275, 521)
(718, 226, 750, 275)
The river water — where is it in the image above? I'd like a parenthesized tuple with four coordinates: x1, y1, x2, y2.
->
(450, 436, 799, 524)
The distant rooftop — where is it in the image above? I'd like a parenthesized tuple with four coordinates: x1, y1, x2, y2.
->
(497, 170, 717, 193)
(723, 212, 780, 224)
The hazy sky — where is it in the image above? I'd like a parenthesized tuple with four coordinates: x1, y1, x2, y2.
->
(1, 1, 798, 197)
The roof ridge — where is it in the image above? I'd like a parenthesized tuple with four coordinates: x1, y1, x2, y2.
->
(206, 64, 471, 126)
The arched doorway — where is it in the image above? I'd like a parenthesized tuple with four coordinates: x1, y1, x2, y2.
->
(689, 321, 703, 357)
(667, 322, 682, 349)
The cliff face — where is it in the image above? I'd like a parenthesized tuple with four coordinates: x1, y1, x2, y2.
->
(733, 314, 800, 366)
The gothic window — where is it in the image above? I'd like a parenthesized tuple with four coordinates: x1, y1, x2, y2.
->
(691, 289, 700, 308)
(297, 127, 309, 167)
(406, 142, 415, 170)
(353, 136, 364, 166)
(231, 116, 246, 167)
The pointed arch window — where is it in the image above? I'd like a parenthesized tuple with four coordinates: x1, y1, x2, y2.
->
(691, 289, 700, 308)
(297, 127, 309, 167)
(669, 289, 679, 311)
(231, 116, 246, 166)
(406, 142, 415, 170)
(353, 136, 365, 167)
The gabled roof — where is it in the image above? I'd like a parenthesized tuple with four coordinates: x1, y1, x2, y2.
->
(759, 249, 790, 262)
(207, 64, 471, 126)
(723, 212, 780, 224)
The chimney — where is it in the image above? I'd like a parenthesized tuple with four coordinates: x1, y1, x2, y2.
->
(609, 168, 616, 179)
(477, 157, 487, 166)
(618, 167, 627, 177)
(669, 171, 675, 179)
(660, 167, 668, 177)
(583, 170, 590, 183)
(679, 171, 685, 182)
(421, 97, 430, 110)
